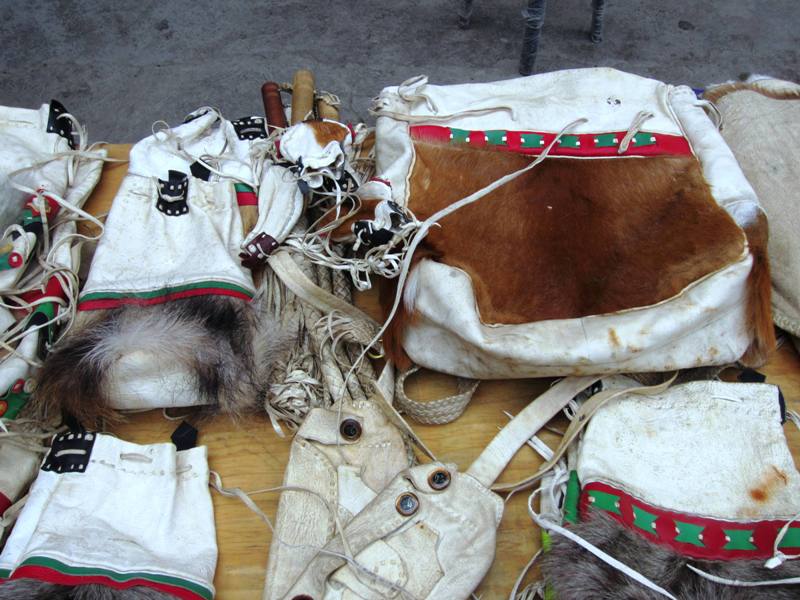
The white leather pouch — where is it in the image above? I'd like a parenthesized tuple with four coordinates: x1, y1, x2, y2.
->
(266, 377, 600, 600)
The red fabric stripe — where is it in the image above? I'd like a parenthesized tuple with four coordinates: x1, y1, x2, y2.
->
(410, 125, 451, 144)
(78, 287, 252, 311)
(579, 481, 800, 561)
(18, 276, 67, 308)
(409, 126, 692, 157)
(0, 492, 11, 517)
(7, 565, 205, 600)
(236, 191, 258, 206)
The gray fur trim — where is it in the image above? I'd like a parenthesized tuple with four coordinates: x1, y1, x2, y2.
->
(0, 580, 177, 599)
(541, 511, 800, 599)
(35, 294, 288, 428)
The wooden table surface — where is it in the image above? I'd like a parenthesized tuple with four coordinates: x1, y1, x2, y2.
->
(85, 145, 800, 600)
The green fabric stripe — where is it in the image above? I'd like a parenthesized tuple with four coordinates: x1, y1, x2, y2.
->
(80, 281, 253, 302)
(0, 568, 11, 578)
(562, 470, 581, 525)
(0, 252, 16, 272)
(674, 520, 705, 547)
(520, 133, 544, 148)
(450, 128, 470, 144)
(724, 529, 757, 551)
(558, 135, 581, 148)
(633, 132, 656, 146)
(19, 557, 212, 600)
(485, 130, 507, 146)
(778, 528, 800, 549)
(594, 133, 619, 147)
(541, 529, 552, 553)
(234, 183, 255, 193)
(632, 505, 658, 534)
(588, 490, 621, 515)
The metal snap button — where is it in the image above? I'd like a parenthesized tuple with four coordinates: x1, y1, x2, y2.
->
(428, 468, 451, 490)
(396, 492, 419, 516)
(339, 418, 362, 441)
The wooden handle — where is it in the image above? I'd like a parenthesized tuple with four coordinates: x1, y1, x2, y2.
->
(260, 82, 287, 134)
(316, 96, 339, 121)
(290, 69, 316, 124)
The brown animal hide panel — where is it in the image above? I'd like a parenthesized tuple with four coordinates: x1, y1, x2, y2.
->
(407, 141, 746, 325)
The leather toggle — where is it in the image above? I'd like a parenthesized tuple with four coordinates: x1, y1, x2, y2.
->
(239, 232, 279, 269)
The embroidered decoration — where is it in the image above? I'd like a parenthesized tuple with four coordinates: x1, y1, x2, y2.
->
(46, 100, 75, 149)
(0, 378, 32, 420)
(0, 250, 23, 271)
(78, 281, 254, 310)
(21, 192, 61, 236)
(42, 431, 97, 474)
(581, 481, 800, 560)
(232, 116, 267, 140)
(239, 232, 279, 269)
(156, 171, 189, 216)
(234, 183, 258, 206)
(412, 125, 692, 157)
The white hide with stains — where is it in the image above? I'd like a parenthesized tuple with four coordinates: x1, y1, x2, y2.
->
(262, 399, 411, 600)
(578, 381, 800, 519)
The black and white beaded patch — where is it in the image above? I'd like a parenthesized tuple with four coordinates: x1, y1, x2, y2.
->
(46, 100, 76, 149)
(156, 170, 190, 216)
(42, 431, 97, 474)
(232, 116, 267, 140)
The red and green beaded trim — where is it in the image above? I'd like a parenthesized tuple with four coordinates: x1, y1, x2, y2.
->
(410, 125, 692, 157)
(78, 281, 254, 311)
(234, 183, 258, 206)
(0, 556, 212, 600)
(580, 481, 800, 561)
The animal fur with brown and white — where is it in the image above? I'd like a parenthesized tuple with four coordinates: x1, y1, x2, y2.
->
(325, 140, 775, 371)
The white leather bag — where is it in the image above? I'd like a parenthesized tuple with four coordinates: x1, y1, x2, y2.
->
(0, 432, 218, 599)
(365, 68, 769, 380)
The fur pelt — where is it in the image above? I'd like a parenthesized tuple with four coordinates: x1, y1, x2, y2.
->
(541, 511, 800, 599)
(35, 292, 287, 428)
(740, 212, 776, 366)
(0, 580, 177, 599)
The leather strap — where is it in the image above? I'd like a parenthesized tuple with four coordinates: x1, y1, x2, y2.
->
(268, 250, 378, 334)
(395, 366, 479, 425)
(491, 374, 677, 492)
(467, 376, 598, 488)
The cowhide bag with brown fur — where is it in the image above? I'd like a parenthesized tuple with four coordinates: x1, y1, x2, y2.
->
(328, 68, 774, 380)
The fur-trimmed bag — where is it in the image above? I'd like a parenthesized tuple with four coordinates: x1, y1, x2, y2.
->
(0, 432, 217, 600)
(339, 69, 774, 379)
(36, 108, 294, 426)
(539, 379, 800, 598)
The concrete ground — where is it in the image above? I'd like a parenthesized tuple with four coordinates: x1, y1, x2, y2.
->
(1, 1, 798, 142)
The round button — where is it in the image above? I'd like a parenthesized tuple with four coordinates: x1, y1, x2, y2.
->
(396, 492, 420, 516)
(428, 468, 451, 490)
(339, 418, 362, 441)
(291, 596, 314, 600)
(8, 252, 22, 268)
